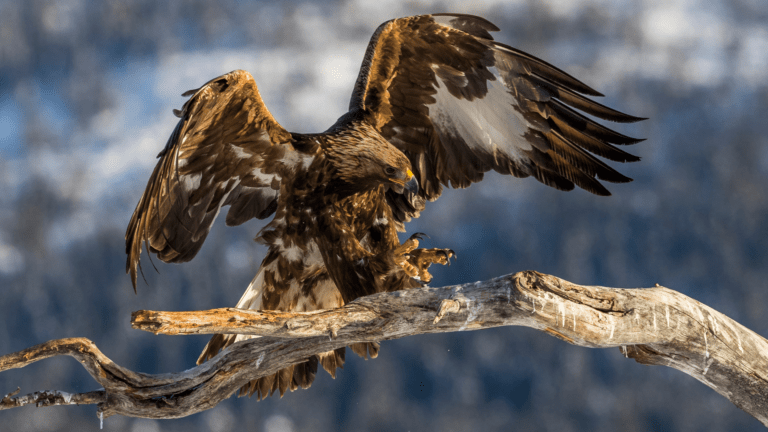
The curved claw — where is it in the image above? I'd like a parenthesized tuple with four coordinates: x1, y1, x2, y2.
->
(447, 249, 456, 264)
(410, 232, 430, 241)
(435, 249, 455, 266)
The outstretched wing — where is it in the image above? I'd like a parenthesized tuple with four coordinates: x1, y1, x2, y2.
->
(350, 14, 644, 221)
(126, 70, 294, 289)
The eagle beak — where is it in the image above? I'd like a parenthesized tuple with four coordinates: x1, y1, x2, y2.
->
(404, 172, 419, 195)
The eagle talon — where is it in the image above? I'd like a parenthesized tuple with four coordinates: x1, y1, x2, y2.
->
(397, 247, 455, 283)
(394, 237, 419, 257)
(442, 249, 456, 266)
(400, 261, 419, 278)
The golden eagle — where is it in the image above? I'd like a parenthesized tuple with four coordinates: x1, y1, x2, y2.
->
(125, 14, 643, 400)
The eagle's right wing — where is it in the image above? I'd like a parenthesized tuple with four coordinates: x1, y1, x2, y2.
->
(125, 70, 295, 289)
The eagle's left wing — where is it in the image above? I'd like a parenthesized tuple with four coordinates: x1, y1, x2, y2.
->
(350, 14, 644, 222)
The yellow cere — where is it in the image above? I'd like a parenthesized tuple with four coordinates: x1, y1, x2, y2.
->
(406, 169, 413, 179)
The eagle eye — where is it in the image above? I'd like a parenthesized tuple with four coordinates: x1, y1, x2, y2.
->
(384, 166, 397, 176)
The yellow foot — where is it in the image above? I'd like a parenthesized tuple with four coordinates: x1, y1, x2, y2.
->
(406, 248, 454, 283)
(394, 233, 427, 279)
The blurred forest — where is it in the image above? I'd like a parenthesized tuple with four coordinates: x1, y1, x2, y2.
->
(2, 0, 768, 431)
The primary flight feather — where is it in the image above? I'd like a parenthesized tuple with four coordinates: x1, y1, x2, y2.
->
(126, 13, 643, 400)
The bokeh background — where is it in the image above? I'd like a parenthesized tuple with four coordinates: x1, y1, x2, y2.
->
(2, 0, 768, 430)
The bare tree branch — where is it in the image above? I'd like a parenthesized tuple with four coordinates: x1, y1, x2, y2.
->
(1, 388, 106, 409)
(2, 271, 768, 425)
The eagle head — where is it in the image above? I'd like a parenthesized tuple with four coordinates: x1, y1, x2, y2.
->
(325, 121, 418, 195)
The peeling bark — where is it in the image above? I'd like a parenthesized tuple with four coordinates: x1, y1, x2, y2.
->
(2, 271, 768, 425)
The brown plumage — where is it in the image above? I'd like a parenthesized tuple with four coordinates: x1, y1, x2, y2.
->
(126, 13, 643, 400)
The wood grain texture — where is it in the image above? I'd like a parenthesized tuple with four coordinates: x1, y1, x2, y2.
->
(2, 271, 767, 424)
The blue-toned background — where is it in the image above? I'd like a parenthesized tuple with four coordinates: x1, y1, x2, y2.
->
(2, 0, 768, 430)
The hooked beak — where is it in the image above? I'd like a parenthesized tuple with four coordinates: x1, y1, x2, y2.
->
(404, 169, 419, 195)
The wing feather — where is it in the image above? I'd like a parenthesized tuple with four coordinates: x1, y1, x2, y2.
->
(125, 70, 294, 289)
(351, 14, 644, 221)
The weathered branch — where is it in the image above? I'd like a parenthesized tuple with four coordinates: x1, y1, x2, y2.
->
(1, 388, 106, 409)
(2, 271, 768, 425)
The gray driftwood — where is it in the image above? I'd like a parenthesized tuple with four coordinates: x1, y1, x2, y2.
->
(2, 271, 768, 425)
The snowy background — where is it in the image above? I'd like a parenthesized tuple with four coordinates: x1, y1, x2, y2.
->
(2, 0, 768, 430)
